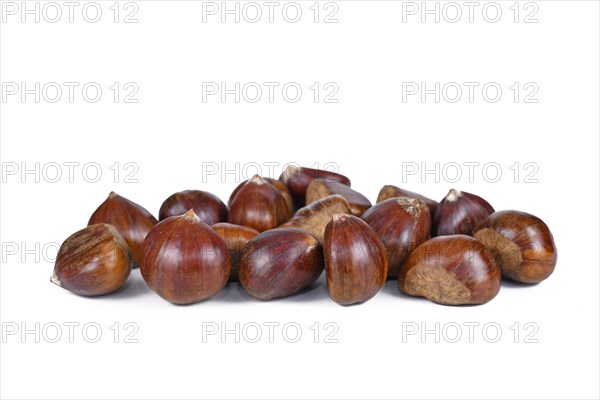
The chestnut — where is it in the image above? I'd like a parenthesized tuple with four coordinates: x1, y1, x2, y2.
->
(228, 175, 291, 232)
(361, 197, 431, 279)
(280, 194, 351, 244)
(376, 185, 439, 217)
(229, 177, 294, 215)
(472, 210, 557, 283)
(212, 222, 260, 281)
(51, 224, 132, 296)
(139, 210, 230, 304)
(88, 191, 158, 268)
(159, 190, 227, 224)
(279, 165, 351, 209)
(398, 235, 501, 305)
(239, 228, 324, 300)
(306, 179, 371, 216)
(433, 189, 494, 236)
(324, 213, 387, 305)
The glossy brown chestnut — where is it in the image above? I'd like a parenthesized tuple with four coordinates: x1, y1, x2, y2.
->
(376, 185, 439, 217)
(324, 213, 388, 305)
(472, 210, 557, 283)
(139, 210, 230, 304)
(229, 177, 293, 215)
(212, 222, 260, 281)
(398, 235, 501, 305)
(88, 191, 157, 268)
(228, 175, 291, 232)
(239, 228, 324, 300)
(51, 224, 132, 296)
(280, 194, 351, 244)
(279, 165, 351, 210)
(306, 179, 371, 216)
(159, 190, 227, 224)
(432, 189, 494, 236)
(361, 197, 431, 279)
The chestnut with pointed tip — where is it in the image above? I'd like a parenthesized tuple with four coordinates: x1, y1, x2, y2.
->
(279, 165, 351, 209)
(280, 194, 351, 244)
(473, 210, 557, 283)
(306, 179, 371, 216)
(51, 223, 132, 296)
(361, 197, 431, 279)
(433, 189, 494, 236)
(228, 175, 291, 232)
(239, 228, 324, 300)
(376, 185, 439, 217)
(88, 192, 157, 268)
(140, 210, 230, 305)
(212, 222, 260, 281)
(229, 177, 294, 215)
(398, 235, 501, 305)
(324, 213, 387, 305)
(159, 190, 227, 224)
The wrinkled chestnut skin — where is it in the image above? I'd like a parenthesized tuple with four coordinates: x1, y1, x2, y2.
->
(362, 197, 431, 279)
(377, 185, 439, 217)
(140, 210, 230, 305)
(229, 177, 293, 215)
(324, 214, 387, 305)
(433, 189, 494, 236)
(159, 190, 227, 225)
(212, 222, 259, 281)
(306, 179, 371, 216)
(473, 210, 557, 283)
(399, 235, 501, 305)
(88, 192, 157, 268)
(280, 194, 351, 245)
(51, 224, 132, 296)
(228, 175, 291, 232)
(279, 165, 351, 210)
(239, 228, 324, 300)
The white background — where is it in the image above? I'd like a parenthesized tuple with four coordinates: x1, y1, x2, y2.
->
(1, 1, 599, 399)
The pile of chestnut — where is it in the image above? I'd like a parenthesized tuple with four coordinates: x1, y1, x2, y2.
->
(51, 166, 557, 306)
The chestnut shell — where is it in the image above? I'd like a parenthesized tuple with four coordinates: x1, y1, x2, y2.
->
(212, 222, 260, 282)
(306, 179, 371, 216)
(376, 185, 439, 217)
(279, 165, 351, 210)
(159, 190, 227, 224)
(433, 189, 494, 236)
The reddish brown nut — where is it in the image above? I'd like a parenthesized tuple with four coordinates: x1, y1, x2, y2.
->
(88, 191, 157, 268)
(279, 165, 351, 209)
(159, 190, 227, 224)
(140, 210, 230, 305)
(229, 177, 293, 215)
(398, 235, 501, 305)
(472, 210, 557, 283)
(361, 197, 431, 279)
(280, 194, 351, 245)
(212, 222, 260, 281)
(433, 189, 494, 236)
(239, 228, 324, 300)
(51, 224, 132, 296)
(306, 179, 371, 216)
(228, 175, 291, 232)
(376, 185, 439, 217)
(324, 214, 388, 305)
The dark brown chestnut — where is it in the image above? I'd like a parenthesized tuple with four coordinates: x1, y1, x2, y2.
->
(324, 213, 387, 305)
(212, 222, 260, 281)
(139, 210, 230, 304)
(159, 190, 227, 224)
(398, 235, 501, 305)
(280, 194, 351, 244)
(88, 191, 157, 268)
(433, 189, 494, 236)
(51, 224, 132, 296)
(229, 177, 293, 215)
(239, 228, 324, 300)
(361, 197, 431, 279)
(228, 175, 291, 232)
(472, 210, 557, 283)
(377, 185, 439, 217)
(306, 179, 371, 216)
(279, 165, 351, 209)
